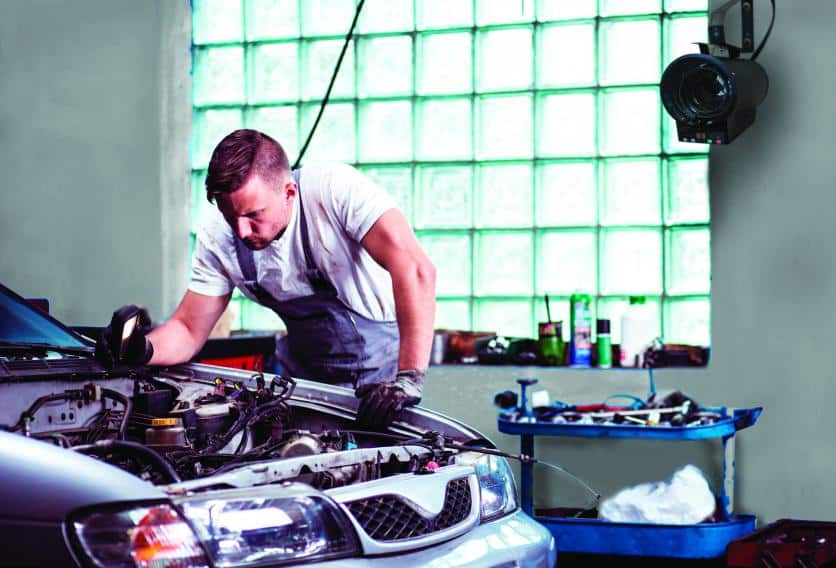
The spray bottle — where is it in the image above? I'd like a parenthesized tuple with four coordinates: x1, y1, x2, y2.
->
(569, 292, 592, 367)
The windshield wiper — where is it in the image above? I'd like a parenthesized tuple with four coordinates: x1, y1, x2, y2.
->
(0, 341, 94, 357)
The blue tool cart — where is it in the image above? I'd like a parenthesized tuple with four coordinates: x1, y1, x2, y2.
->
(497, 372, 762, 560)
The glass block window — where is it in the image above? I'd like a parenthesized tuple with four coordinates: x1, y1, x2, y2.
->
(191, 0, 711, 347)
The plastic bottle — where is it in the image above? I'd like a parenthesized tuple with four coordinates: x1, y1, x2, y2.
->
(619, 296, 656, 368)
(569, 293, 592, 367)
(596, 319, 612, 368)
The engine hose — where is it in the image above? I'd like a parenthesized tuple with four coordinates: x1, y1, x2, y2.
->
(72, 439, 181, 484)
(100, 388, 132, 440)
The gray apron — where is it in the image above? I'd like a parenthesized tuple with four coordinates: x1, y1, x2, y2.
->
(233, 169, 400, 389)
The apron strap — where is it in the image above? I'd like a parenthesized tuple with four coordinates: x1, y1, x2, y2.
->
(292, 169, 335, 294)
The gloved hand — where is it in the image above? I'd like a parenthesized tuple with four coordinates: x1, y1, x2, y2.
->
(356, 369, 424, 430)
(94, 305, 155, 369)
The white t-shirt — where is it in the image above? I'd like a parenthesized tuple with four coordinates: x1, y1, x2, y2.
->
(189, 162, 398, 321)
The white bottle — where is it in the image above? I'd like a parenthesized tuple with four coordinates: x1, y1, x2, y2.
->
(619, 296, 657, 368)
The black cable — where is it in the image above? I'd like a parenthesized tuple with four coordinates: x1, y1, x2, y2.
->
(73, 440, 181, 484)
(292, 0, 366, 170)
(101, 388, 132, 440)
(750, 0, 775, 61)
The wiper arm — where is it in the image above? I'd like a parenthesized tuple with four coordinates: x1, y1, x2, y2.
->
(0, 341, 94, 357)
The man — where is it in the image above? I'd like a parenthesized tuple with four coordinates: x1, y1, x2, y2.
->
(96, 129, 437, 429)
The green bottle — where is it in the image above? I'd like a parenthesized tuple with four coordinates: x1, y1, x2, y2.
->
(596, 318, 612, 368)
(569, 293, 592, 367)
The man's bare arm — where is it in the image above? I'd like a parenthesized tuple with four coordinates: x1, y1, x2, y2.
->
(147, 290, 231, 366)
(361, 209, 436, 372)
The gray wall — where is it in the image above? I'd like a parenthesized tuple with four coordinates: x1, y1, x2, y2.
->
(0, 0, 191, 324)
(1, 0, 833, 525)
(426, 0, 836, 524)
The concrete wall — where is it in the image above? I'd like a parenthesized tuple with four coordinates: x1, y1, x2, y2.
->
(425, 0, 836, 524)
(1, 0, 833, 525)
(0, 0, 191, 324)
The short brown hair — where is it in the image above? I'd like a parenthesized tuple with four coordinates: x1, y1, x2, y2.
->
(205, 129, 290, 202)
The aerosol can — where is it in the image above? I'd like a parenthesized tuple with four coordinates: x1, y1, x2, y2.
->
(569, 293, 592, 367)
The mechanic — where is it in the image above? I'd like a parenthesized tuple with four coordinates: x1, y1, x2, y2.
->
(95, 129, 437, 429)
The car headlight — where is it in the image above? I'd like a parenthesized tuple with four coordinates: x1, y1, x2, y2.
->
(69, 485, 359, 567)
(70, 503, 210, 568)
(455, 452, 518, 522)
(177, 485, 359, 567)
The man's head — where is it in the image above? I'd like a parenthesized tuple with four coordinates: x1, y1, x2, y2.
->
(205, 129, 296, 250)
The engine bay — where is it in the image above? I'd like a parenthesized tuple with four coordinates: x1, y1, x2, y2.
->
(0, 368, 457, 490)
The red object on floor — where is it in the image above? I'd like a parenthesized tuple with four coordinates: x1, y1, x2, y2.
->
(726, 519, 836, 567)
(198, 354, 264, 372)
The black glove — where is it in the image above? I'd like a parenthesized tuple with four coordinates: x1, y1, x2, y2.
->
(95, 305, 155, 369)
(356, 370, 424, 430)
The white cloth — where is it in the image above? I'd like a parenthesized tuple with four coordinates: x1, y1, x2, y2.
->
(189, 162, 398, 321)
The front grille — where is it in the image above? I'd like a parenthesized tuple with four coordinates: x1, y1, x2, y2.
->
(346, 477, 472, 542)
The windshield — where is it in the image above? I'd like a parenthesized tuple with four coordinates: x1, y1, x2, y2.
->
(0, 284, 89, 348)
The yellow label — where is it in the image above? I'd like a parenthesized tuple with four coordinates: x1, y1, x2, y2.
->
(151, 418, 178, 427)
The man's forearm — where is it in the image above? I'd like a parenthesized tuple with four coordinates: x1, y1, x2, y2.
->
(391, 261, 436, 372)
(146, 319, 205, 366)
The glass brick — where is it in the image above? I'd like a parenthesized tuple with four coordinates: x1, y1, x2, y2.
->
(665, 0, 708, 12)
(357, 35, 412, 97)
(477, 95, 533, 160)
(664, 114, 709, 155)
(664, 297, 710, 346)
(299, 102, 356, 163)
(193, 47, 245, 106)
(536, 161, 596, 227)
(358, 35, 413, 97)
(537, 0, 597, 21)
(474, 231, 533, 296)
(600, 0, 661, 16)
(417, 0, 473, 29)
(600, 158, 662, 226)
(474, 299, 534, 338)
(193, 0, 243, 45)
(598, 296, 661, 344)
(193, 109, 244, 168)
(248, 42, 299, 103)
(301, 0, 357, 37)
(418, 232, 472, 296)
(359, 166, 413, 221)
(414, 165, 472, 229)
(532, 295, 571, 341)
(417, 32, 472, 95)
(475, 163, 533, 228)
(359, 0, 413, 33)
(599, 18, 661, 86)
(537, 230, 597, 295)
(301, 39, 355, 100)
(416, 98, 472, 161)
(600, 229, 662, 295)
(435, 300, 471, 332)
(476, 0, 534, 26)
(476, 27, 534, 92)
(666, 157, 710, 224)
(536, 92, 596, 157)
(245, 105, 299, 164)
(241, 299, 283, 330)
(665, 227, 710, 295)
(600, 88, 660, 156)
(665, 15, 707, 67)
(245, 0, 299, 40)
(191, 170, 216, 230)
(358, 100, 413, 163)
(537, 23, 596, 88)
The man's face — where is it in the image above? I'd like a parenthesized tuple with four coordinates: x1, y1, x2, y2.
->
(216, 172, 296, 251)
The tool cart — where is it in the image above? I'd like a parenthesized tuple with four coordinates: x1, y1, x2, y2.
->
(497, 372, 762, 560)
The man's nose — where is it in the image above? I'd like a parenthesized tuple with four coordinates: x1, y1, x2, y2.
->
(237, 218, 252, 240)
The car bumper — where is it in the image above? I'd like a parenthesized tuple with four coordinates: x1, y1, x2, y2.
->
(312, 509, 556, 567)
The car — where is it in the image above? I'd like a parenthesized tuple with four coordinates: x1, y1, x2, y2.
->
(0, 282, 555, 567)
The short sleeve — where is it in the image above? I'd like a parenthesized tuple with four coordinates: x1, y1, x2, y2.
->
(319, 163, 398, 242)
(188, 232, 234, 296)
